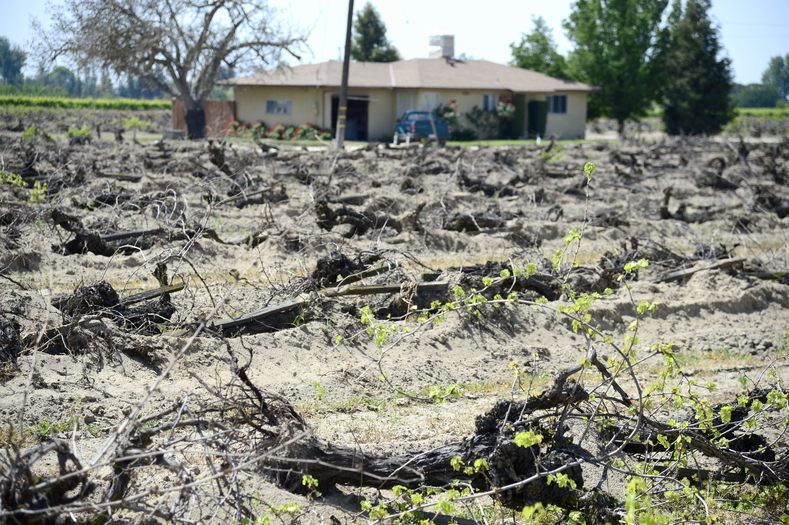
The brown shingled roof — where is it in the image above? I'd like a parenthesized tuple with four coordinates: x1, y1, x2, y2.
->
(223, 58, 595, 93)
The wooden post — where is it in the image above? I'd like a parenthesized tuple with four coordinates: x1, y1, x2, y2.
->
(335, 0, 354, 150)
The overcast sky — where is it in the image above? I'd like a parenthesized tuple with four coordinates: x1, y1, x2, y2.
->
(2, 0, 787, 85)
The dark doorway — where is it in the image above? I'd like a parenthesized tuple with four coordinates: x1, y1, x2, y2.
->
(331, 96, 369, 141)
(527, 100, 548, 138)
(512, 94, 526, 138)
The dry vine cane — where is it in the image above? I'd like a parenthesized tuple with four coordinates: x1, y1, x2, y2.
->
(1, 157, 787, 524)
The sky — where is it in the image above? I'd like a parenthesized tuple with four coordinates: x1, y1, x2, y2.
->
(1, 0, 787, 85)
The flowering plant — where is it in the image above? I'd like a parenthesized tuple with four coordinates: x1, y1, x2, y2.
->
(250, 121, 266, 138)
(496, 99, 516, 120)
(436, 99, 459, 125)
(266, 123, 286, 139)
(223, 120, 332, 141)
(224, 120, 249, 137)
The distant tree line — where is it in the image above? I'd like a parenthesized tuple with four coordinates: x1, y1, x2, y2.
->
(510, 0, 785, 135)
(731, 54, 789, 108)
(0, 35, 169, 99)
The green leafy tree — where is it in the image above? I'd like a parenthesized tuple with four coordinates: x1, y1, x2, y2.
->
(36, 66, 80, 95)
(0, 36, 26, 85)
(761, 54, 789, 101)
(510, 16, 569, 79)
(564, 0, 670, 135)
(661, 0, 734, 135)
(351, 3, 400, 62)
(732, 83, 781, 108)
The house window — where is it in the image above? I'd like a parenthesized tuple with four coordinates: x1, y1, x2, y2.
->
(483, 94, 497, 112)
(546, 95, 567, 114)
(266, 100, 292, 115)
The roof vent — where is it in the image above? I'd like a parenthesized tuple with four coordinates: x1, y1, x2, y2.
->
(429, 35, 454, 59)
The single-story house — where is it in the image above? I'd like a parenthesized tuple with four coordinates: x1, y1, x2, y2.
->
(222, 58, 596, 141)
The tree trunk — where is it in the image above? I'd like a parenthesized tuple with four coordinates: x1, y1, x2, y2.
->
(617, 118, 626, 138)
(185, 104, 206, 139)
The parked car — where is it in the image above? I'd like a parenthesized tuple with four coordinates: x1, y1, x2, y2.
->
(393, 111, 452, 145)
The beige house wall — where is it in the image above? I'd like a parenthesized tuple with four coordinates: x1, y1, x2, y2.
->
(366, 89, 395, 140)
(234, 86, 323, 126)
(528, 92, 587, 139)
(318, 89, 396, 140)
(436, 90, 589, 139)
(235, 86, 396, 140)
(234, 85, 588, 140)
(408, 89, 508, 112)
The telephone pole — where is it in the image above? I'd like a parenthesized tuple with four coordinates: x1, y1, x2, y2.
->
(335, 0, 354, 150)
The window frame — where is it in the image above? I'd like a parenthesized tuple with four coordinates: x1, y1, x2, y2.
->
(483, 93, 498, 112)
(266, 99, 292, 115)
(546, 95, 568, 114)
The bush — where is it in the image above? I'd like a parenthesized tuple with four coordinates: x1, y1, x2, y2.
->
(436, 100, 459, 125)
(250, 121, 266, 139)
(266, 123, 286, 140)
(496, 99, 516, 120)
(449, 128, 478, 141)
(22, 124, 52, 141)
(465, 106, 500, 139)
(66, 126, 92, 145)
(224, 120, 332, 141)
(122, 116, 150, 139)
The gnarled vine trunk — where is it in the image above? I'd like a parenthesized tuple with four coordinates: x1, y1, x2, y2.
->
(185, 104, 206, 140)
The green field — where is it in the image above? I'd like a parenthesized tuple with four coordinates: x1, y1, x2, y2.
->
(648, 106, 789, 119)
(734, 106, 789, 119)
(0, 95, 171, 111)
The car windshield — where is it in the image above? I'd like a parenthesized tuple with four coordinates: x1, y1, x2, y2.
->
(404, 113, 430, 122)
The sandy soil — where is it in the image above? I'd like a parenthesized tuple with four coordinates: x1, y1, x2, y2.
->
(0, 121, 788, 523)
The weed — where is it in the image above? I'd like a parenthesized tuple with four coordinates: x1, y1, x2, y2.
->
(66, 126, 92, 144)
(300, 395, 388, 415)
(122, 116, 149, 140)
(21, 123, 52, 141)
(0, 170, 27, 188)
(311, 381, 326, 401)
(28, 181, 48, 203)
(290, 309, 305, 328)
(539, 142, 564, 163)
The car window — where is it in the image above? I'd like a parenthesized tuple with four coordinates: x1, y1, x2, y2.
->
(404, 113, 429, 122)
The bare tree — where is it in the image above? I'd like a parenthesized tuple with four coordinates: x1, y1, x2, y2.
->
(38, 0, 303, 138)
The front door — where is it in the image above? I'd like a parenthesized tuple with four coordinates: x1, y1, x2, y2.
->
(331, 96, 369, 141)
